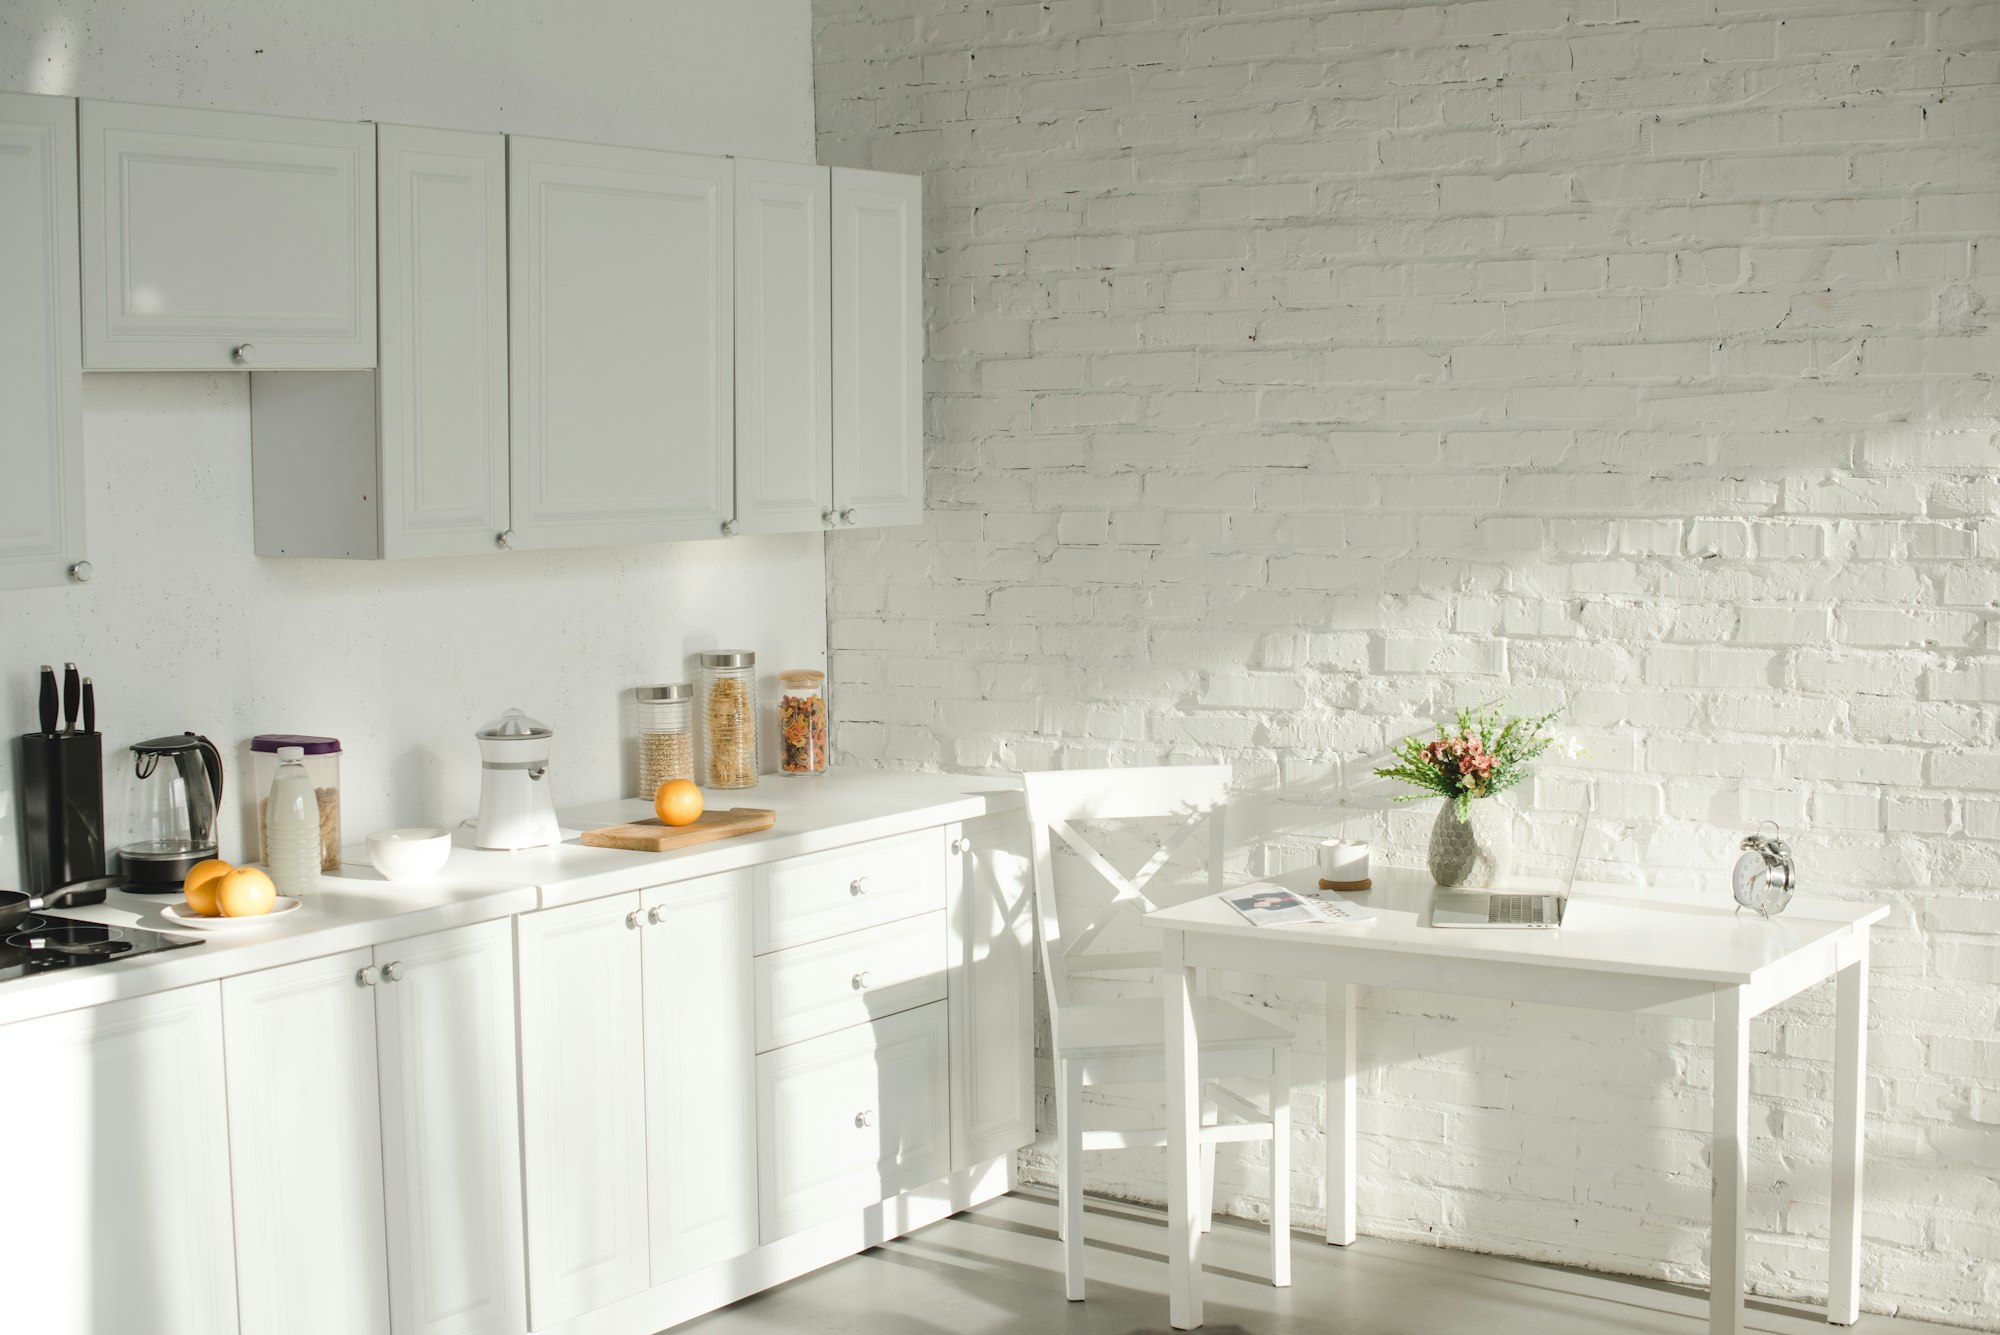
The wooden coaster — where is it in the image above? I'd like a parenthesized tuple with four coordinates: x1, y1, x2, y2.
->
(1320, 877, 1371, 892)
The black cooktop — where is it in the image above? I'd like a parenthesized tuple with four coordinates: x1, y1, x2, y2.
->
(0, 914, 202, 982)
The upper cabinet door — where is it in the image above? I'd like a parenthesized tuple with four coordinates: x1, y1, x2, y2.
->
(508, 136, 732, 549)
(734, 158, 832, 536)
(79, 100, 375, 370)
(0, 92, 85, 590)
(377, 125, 510, 558)
(831, 167, 923, 529)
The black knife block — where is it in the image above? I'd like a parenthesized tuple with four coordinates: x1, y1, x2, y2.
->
(17, 731, 106, 896)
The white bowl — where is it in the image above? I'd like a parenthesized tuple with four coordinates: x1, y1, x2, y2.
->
(367, 828, 454, 882)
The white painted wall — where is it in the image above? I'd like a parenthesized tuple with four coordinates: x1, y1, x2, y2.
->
(815, 1, 2000, 1327)
(0, 0, 821, 864)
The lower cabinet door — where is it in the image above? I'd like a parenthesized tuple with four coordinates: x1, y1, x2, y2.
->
(757, 1002, 951, 1243)
(0, 984, 239, 1335)
(948, 818, 1037, 1167)
(375, 919, 528, 1335)
(643, 870, 758, 1282)
(517, 893, 651, 1326)
(222, 948, 393, 1335)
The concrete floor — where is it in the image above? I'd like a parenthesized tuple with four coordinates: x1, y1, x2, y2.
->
(681, 1190, 1967, 1335)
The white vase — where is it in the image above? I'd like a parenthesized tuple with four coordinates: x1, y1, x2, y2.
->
(1427, 797, 1514, 887)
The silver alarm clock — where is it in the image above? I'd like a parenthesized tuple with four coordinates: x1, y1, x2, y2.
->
(1732, 823, 1795, 917)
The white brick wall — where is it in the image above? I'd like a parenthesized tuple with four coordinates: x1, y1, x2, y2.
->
(813, 0, 2000, 1325)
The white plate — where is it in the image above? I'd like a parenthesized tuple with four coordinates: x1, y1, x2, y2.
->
(159, 898, 302, 932)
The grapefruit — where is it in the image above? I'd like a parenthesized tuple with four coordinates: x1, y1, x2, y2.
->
(654, 779, 704, 827)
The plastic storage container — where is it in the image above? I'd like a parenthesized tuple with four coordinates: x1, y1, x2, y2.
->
(777, 669, 827, 776)
(698, 650, 758, 789)
(636, 684, 694, 796)
(251, 733, 341, 870)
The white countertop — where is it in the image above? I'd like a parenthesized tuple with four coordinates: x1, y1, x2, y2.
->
(0, 770, 1024, 1028)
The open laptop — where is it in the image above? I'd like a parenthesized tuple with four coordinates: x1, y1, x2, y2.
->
(1430, 795, 1590, 930)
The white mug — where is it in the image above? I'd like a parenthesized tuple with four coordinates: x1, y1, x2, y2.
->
(1318, 838, 1369, 882)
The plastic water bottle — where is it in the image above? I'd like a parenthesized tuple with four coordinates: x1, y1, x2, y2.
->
(265, 745, 320, 898)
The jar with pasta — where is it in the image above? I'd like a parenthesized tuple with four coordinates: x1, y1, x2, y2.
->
(777, 669, 828, 776)
(635, 684, 694, 796)
(698, 650, 759, 789)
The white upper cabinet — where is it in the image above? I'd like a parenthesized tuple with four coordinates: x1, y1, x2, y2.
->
(0, 92, 85, 590)
(79, 100, 375, 370)
(250, 124, 509, 558)
(508, 136, 732, 548)
(734, 158, 833, 536)
(375, 124, 511, 557)
(831, 167, 924, 529)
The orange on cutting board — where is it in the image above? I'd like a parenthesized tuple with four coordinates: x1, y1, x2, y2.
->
(654, 778, 704, 827)
(217, 865, 278, 918)
(183, 858, 233, 917)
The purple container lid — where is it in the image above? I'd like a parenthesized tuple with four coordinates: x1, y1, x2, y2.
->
(251, 733, 342, 755)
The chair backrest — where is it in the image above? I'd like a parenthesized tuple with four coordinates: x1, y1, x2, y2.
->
(1021, 764, 1230, 1033)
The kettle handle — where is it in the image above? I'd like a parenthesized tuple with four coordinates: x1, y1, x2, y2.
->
(190, 733, 224, 806)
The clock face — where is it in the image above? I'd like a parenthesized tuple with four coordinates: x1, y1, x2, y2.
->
(1732, 850, 1792, 916)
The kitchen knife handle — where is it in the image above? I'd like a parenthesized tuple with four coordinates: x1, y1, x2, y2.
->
(81, 679, 94, 734)
(38, 665, 57, 736)
(62, 663, 79, 732)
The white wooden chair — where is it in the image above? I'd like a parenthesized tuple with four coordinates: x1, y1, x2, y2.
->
(1022, 763, 1292, 1301)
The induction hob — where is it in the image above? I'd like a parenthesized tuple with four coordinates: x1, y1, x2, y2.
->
(0, 913, 202, 982)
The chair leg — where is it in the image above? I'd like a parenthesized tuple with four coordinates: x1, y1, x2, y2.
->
(1269, 1047, 1292, 1287)
(1059, 1059, 1085, 1300)
(1199, 1089, 1218, 1234)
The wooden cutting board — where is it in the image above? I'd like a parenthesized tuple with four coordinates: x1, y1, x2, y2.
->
(580, 807, 777, 853)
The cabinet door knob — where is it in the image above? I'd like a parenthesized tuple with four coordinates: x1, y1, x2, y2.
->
(849, 876, 868, 896)
(854, 1109, 875, 1129)
(822, 510, 839, 528)
(231, 343, 254, 365)
(721, 519, 740, 537)
(952, 836, 972, 855)
(839, 509, 856, 525)
(648, 905, 667, 926)
(356, 965, 380, 987)
(495, 529, 515, 550)
(626, 909, 644, 930)
(67, 561, 93, 584)
(381, 960, 403, 983)
(851, 971, 871, 991)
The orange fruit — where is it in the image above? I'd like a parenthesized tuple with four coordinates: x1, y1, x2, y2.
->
(183, 858, 233, 917)
(217, 865, 278, 918)
(654, 778, 704, 827)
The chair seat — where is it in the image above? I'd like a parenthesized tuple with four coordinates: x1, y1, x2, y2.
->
(1054, 995, 1290, 1058)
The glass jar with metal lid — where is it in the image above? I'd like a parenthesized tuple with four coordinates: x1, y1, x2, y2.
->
(698, 650, 759, 789)
(777, 669, 828, 776)
(636, 684, 694, 796)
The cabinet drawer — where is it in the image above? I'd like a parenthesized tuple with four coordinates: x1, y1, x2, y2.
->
(754, 829, 943, 954)
(756, 911, 945, 1052)
(756, 1002, 949, 1243)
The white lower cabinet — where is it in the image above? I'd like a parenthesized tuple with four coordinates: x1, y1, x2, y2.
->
(756, 1001, 952, 1243)
(223, 920, 526, 1335)
(517, 891, 652, 1328)
(0, 984, 239, 1335)
(949, 818, 1037, 1167)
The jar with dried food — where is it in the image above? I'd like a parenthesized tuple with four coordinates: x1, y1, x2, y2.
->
(777, 669, 827, 776)
(636, 683, 694, 796)
(250, 733, 342, 871)
(698, 650, 759, 789)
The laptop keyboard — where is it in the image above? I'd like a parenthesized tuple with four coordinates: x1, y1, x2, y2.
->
(1486, 895, 1544, 924)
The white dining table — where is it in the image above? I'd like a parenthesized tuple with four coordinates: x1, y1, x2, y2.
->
(1143, 866, 1887, 1334)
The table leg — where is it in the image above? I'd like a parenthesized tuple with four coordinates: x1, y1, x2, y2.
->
(1327, 981, 1356, 1246)
(1830, 940, 1869, 1325)
(1164, 930, 1203, 1330)
(1712, 985, 1750, 1335)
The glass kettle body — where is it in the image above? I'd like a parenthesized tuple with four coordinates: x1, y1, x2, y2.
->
(118, 732, 224, 891)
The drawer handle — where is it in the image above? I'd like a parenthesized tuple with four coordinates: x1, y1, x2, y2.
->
(855, 1109, 874, 1129)
(626, 909, 644, 930)
(851, 971, 871, 991)
(850, 876, 869, 896)
(648, 905, 667, 926)
(231, 342, 255, 365)
(952, 836, 971, 855)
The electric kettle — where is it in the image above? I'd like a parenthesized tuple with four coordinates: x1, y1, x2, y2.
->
(117, 732, 224, 891)
(474, 709, 561, 850)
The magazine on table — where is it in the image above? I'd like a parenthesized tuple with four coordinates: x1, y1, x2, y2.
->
(1223, 883, 1374, 928)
